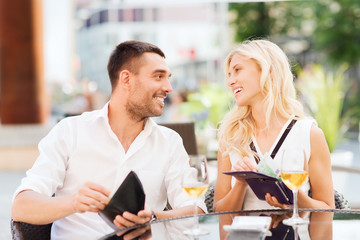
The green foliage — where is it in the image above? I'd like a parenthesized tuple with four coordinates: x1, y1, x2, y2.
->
(229, 2, 271, 41)
(296, 64, 350, 152)
(313, 0, 360, 66)
(229, 0, 360, 67)
(179, 83, 232, 129)
(228, 1, 311, 42)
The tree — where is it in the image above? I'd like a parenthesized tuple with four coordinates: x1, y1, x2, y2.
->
(229, 0, 360, 67)
(313, 0, 360, 66)
(228, 1, 309, 42)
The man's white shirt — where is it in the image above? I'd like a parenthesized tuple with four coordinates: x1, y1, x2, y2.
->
(13, 102, 206, 240)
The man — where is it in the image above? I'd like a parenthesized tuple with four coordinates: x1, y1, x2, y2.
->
(12, 40, 206, 239)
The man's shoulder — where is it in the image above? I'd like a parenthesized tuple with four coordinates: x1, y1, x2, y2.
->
(60, 108, 104, 124)
(155, 124, 181, 138)
(152, 124, 185, 146)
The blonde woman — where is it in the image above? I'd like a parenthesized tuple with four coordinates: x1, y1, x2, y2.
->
(213, 39, 334, 235)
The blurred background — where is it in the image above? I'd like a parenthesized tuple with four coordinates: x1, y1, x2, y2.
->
(1, 0, 360, 239)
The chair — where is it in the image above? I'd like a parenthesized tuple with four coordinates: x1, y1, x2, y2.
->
(11, 219, 52, 240)
(159, 122, 198, 155)
(204, 185, 215, 213)
(334, 189, 350, 209)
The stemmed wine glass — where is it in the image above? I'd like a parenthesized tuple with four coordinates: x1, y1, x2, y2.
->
(281, 147, 309, 226)
(182, 155, 210, 237)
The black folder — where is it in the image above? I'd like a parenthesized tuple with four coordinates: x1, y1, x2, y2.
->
(223, 171, 293, 205)
(99, 171, 146, 230)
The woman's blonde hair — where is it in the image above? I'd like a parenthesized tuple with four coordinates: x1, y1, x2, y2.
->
(218, 39, 305, 158)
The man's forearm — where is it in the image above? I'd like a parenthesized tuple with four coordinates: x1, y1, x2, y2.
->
(11, 190, 74, 224)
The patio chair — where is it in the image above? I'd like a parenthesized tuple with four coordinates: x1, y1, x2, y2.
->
(159, 122, 198, 155)
(11, 219, 52, 240)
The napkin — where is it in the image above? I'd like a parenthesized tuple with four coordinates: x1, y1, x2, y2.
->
(223, 216, 271, 240)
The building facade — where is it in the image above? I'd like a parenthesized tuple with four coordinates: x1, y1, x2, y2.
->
(75, 1, 229, 92)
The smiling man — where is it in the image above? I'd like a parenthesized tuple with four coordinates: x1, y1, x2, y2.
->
(11, 40, 206, 240)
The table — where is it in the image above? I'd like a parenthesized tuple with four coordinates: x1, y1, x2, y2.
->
(101, 209, 360, 240)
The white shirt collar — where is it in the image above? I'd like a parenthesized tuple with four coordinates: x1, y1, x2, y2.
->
(92, 101, 158, 139)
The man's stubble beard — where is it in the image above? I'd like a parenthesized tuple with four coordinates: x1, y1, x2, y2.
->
(125, 98, 163, 122)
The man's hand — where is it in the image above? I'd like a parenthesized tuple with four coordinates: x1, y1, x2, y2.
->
(116, 225, 152, 240)
(113, 209, 152, 229)
(72, 182, 110, 213)
(113, 208, 153, 239)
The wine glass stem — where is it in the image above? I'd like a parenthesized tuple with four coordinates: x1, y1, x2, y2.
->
(193, 199, 199, 230)
(292, 189, 299, 219)
(294, 226, 299, 239)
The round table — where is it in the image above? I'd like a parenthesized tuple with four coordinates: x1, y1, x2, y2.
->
(101, 209, 360, 240)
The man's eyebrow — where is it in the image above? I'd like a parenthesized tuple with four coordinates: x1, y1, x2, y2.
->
(152, 69, 172, 77)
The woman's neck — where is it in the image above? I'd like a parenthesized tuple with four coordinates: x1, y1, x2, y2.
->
(251, 103, 267, 130)
(251, 105, 288, 134)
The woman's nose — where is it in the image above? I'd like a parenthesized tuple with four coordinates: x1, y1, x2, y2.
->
(226, 76, 235, 87)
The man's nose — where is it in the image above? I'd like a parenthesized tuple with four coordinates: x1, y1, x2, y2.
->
(163, 78, 173, 93)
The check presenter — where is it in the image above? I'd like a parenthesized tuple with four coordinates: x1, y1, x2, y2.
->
(12, 40, 206, 240)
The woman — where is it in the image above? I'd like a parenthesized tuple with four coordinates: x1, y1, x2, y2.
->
(213, 39, 334, 235)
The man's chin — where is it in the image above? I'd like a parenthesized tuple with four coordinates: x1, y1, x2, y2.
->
(152, 111, 163, 117)
(145, 109, 163, 118)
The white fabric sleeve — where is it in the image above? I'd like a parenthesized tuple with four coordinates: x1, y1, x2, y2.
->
(164, 133, 208, 213)
(12, 119, 75, 201)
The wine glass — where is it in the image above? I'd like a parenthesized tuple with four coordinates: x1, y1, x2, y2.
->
(280, 147, 309, 226)
(182, 155, 210, 237)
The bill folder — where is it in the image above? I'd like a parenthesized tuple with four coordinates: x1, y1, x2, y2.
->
(223, 171, 293, 205)
(99, 171, 146, 230)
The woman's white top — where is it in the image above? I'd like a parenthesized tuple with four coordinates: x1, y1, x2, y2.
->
(230, 117, 315, 210)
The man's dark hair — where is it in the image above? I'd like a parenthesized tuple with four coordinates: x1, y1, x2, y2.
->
(107, 40, 165, 90)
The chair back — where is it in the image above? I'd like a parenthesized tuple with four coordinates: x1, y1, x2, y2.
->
(11, 219, 52, 240)
(159, 122, 198, 155)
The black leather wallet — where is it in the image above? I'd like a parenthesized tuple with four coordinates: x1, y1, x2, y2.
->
(99, 171, 146, 230)
(223, 171, 293, 205)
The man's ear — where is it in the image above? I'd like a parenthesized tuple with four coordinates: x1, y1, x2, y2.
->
(118, 70, 131, 87)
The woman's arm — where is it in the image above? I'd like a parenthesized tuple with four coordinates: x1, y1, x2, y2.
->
(214, 150, 252, 240)
(213, 151, 249, 213)
(298, 124, 335, 209)
(309, 212, 333, 239)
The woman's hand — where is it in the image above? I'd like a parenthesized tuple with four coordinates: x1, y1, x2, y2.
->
(265, 193, 289, 209)
(231, 156, 256, 183)
(232, 156, 256, 171)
